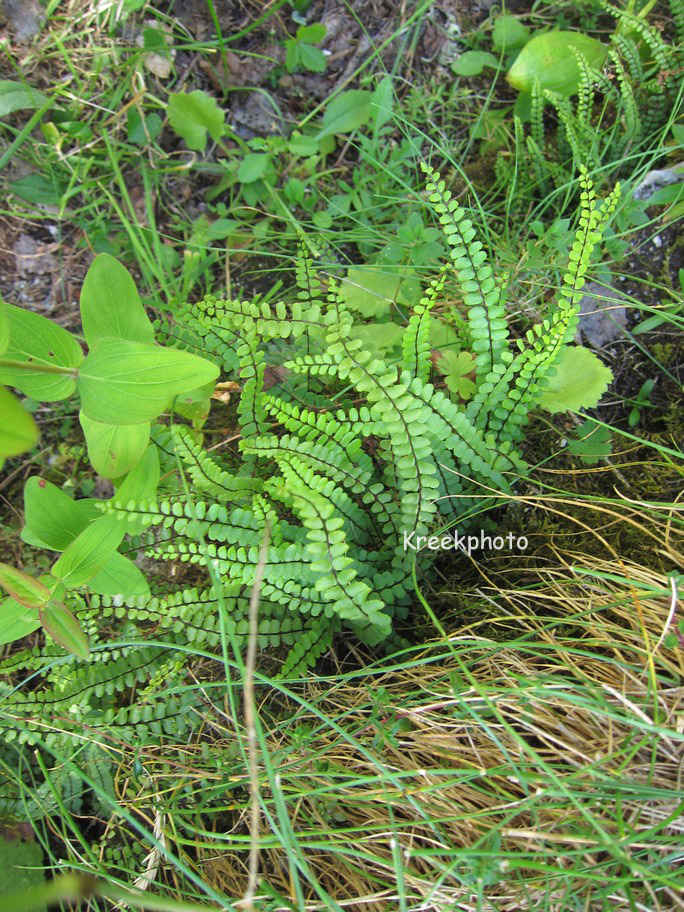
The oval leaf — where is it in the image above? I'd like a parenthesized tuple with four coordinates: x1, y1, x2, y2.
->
(492, 14, 530, 51)
(0, 304, 83, 401)
(115, 443, 160, 501)
(318, 90, 373, 139)
(0, 387, 38, 458)
(80, 254, 155, 347)
(0, 596, 41, 646)
(52, 514, 126, 588)
(0, 563, 50, 608)
(24, 477, 101, 551)
(79, 411, 150, 479)
(507, 32, 607, 96)
(39, 600, 90, 660)
(88, 551, 150, 598)
(0, 80, 48, 117)
(77, 338, 220, 425)
(538, 345, 613, 414)
(452, 50, 500, 77)
(173, 380, 214, 425)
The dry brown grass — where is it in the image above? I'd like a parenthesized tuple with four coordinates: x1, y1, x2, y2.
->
(144, 544, 684, 912)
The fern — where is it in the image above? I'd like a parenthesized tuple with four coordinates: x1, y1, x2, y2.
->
(505, 9, 682, 204)
(0, 169, 619, 821)
(420, 163, 509, 384)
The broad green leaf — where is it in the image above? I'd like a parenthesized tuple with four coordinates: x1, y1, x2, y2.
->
(237, 153, 270, 183)
(80, 253, 154, 346)
(339, 267, 393, 319)
(285, 41, 300, 73)
(429, 320, 461, 353)
(0, 80, 48, 117)
(24, 477, 101, 551)
(492, 14, 530, 51)
(297, 23, 326, 43)
(112, 444, 160, 535)
(340, 265, 420, 318)
(88, 551, 150, 598)
(538, 346, 613, 413)
(349, 322, 404, 359)
(370, 75, 394, 130)
(0, 304, 83, 401)
(167, 90, 225, 152)
(0, 387, 38, 458)
(0, 596, 41, 646)
(297, 43, 326, 73)
(318, 90, 373, 139)
(507, 32, 607, 96)
(288, 132, 320, 157)
(0, 563, 50, 608)
(452, 50, 499, 76)
(10, 174, 64, 206)
(51, 514, 126, 587)
(0, 831, 46, 902)
(39, 600, 90, 659)
(115, 444, 160, 503)
(77, 338, 220, 425)
(127, 108, 162, 144)
(79, 411, 150, 479)
(173, 380, 215, 424)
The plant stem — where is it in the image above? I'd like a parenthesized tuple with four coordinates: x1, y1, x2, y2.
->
(0, 359, 77, 376)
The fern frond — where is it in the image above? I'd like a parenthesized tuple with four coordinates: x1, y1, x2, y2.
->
(236, 329, 270, 439)
(171, 425, 261, 500)
(402, 270, 446, 382)
(530, 78, 545, 147)
(278, 616, 337, 678)
(276, 467, 391, 644)
(420, 162, 509, 383)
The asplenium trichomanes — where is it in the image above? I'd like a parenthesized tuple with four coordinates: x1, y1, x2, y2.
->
(0, 165, 617, 693)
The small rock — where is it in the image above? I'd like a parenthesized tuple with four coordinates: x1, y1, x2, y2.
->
(143, 52, 172, 80)
(13, 234, 56, 276)
(575, 281, 628, 349)
(633, 164, 684, 201)
(3, 0, 45, 42)
(231, 91, 284, 138)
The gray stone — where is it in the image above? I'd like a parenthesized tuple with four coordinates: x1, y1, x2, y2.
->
(575, 281, 628, 348)
(3, 0, 45, 42)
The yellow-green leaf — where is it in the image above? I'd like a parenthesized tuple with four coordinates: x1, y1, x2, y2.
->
(0, 294, 8, 355)
(538, 345, 613, 413)
(52, 514, 126, 587)
(23, 477, 101, 551)
(0, 596, 41, 645)
(80, 253, 155, 347)
(0, 387, 38, 458)
(79, 411, 150, 479)
(0, 304, 83, 400)
(77, 338, 220, 425)
(507, 32, 607, 97)
(0, 562, 50, 609)
(88, 551, 150, 598)
(39, 600, 90, 659)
